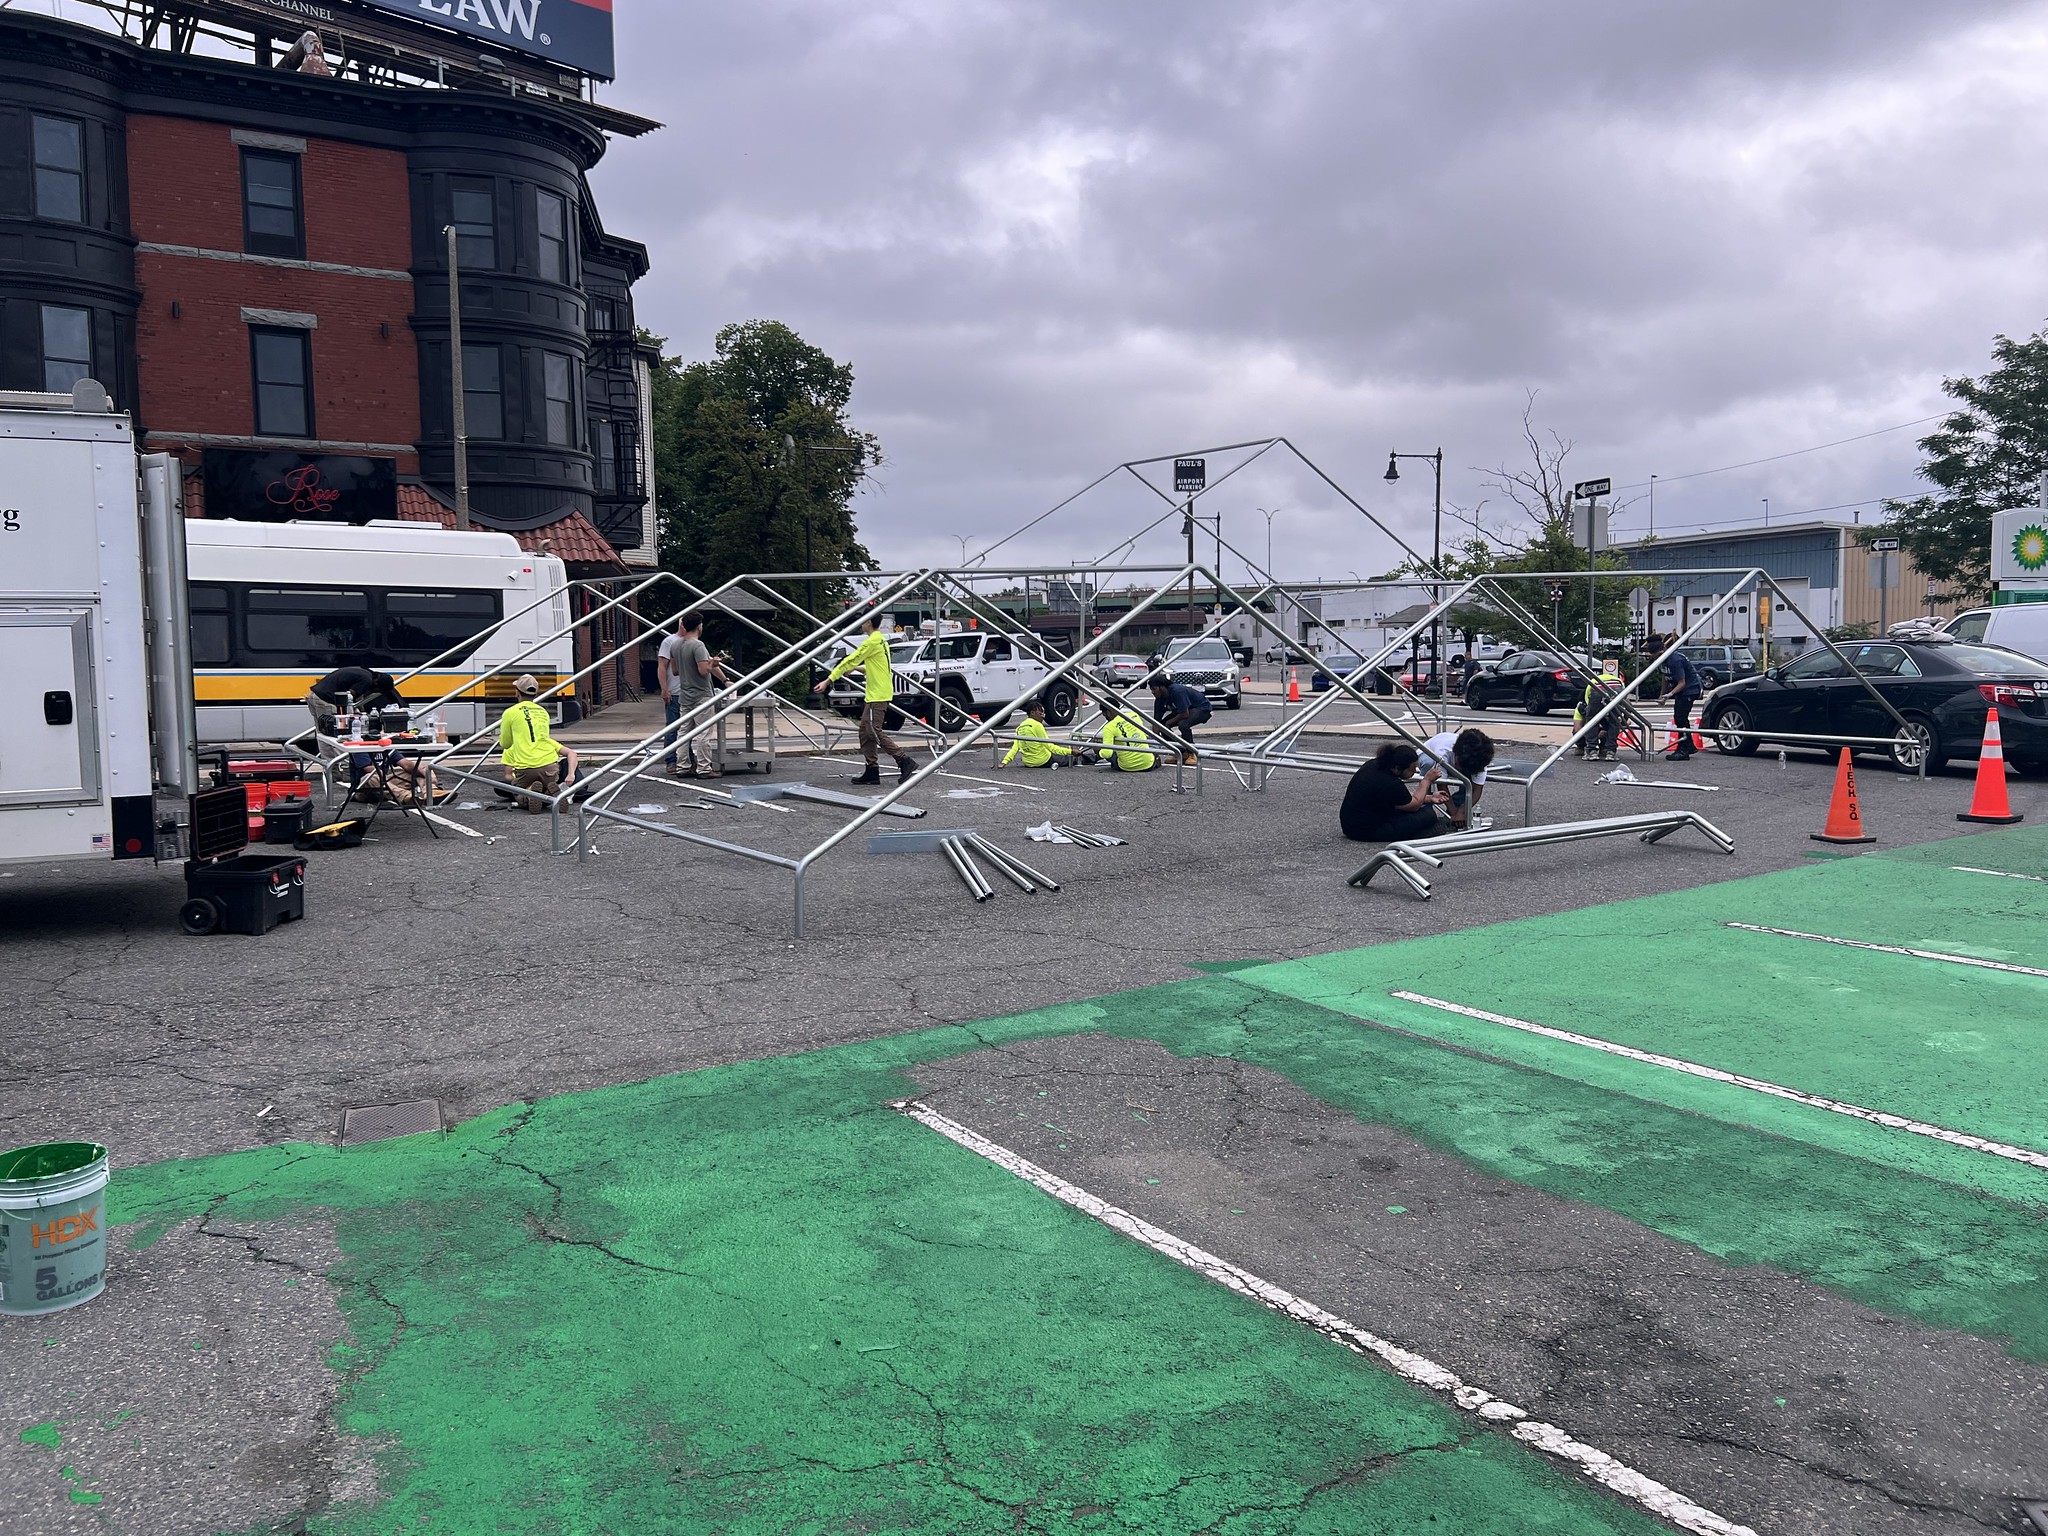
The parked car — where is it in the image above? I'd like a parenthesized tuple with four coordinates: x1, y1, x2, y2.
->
(1946, 604, 2048, 667)
(1309, 651, 1392, 692)
(1678, 643, 1760, 690)
(827, 631, 1079, 730)
(1463, 650, 1591, 715)
(1151, 636, 1244, 708)
(1701, 637, 2048, 772)
(1264, 642, 1314, 666)
(1091, 653, 1151, 688)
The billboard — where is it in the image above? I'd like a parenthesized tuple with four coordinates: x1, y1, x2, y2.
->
(203, 449, 397, 526)
(356, 0, 615, 80)
(1992, 507, 2048, 584)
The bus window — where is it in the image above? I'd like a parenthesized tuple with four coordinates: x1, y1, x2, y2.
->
(384, 591, 503, 663)
(245, 587, 372, 662)
(189, 584, 232, 666)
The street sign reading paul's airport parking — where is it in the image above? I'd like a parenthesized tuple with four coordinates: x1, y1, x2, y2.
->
(1573, 478, 1612, 500)
(1174, 458, 1207, 494)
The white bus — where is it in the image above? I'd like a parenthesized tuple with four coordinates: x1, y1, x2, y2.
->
(185, 520, 574, 745)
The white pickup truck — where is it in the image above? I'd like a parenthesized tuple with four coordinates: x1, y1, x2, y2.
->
(827, 631, 1080, 730)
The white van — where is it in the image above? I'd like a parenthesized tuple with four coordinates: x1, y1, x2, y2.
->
(1944, 604, 2048, 666)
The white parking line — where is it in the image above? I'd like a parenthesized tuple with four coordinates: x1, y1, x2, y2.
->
(894, 1099, 1757, 1536)
(1724, 922, 2048, 979)
(1952, 866, 2048, 883)
(1388, 992, 2048, 1173)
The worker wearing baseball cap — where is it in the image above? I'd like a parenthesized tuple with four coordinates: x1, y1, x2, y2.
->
(499, 675, 565, 811)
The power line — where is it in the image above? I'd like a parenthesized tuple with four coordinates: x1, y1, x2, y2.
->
(1616, 414, 1947, 491)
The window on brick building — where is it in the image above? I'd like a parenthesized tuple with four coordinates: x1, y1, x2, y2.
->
(451, 181, 496, 269)
(536, 189, 569, 283)
(40, 304, 92, 392)
(251, 327, 315, 438)
(32, 115, 85, 223)
(458, 344, 504, 440)
(241, 150, 304, 259)
(542, 352, 574, 445)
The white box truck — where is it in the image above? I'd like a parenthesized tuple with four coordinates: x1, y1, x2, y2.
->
(1, 383, 210, 871)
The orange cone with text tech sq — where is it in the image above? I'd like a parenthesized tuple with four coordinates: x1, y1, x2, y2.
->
(1958, 707, 2024, 824)
(1812, 747, 1876, 844)
(1287, 668, 1301, 702)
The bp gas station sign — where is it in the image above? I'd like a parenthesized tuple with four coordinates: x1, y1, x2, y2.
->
(1993, 506, 2048, 584)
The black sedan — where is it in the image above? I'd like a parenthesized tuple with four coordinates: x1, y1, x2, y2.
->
(1701, 638, 2048, 772)
(1464, 650, 1588, 715)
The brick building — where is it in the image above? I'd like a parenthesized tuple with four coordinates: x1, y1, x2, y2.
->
(0, 8, 660, 706)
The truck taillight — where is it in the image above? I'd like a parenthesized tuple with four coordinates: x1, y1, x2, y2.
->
(1979, 683, 2037, 708)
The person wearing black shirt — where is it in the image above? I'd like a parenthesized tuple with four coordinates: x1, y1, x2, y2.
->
(1148, 674, 1212, 764)
(1661, 649, 1705, 760)
(305, 666, 402, 733)
(1341, 741, 1447, 842)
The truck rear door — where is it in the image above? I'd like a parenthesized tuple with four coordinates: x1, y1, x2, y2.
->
(0, 610, 99, 807)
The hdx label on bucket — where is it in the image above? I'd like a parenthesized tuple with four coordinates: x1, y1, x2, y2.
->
(0, 1142, 111, 1316)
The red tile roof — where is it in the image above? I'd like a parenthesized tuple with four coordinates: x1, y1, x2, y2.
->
(395, 484, 628, 573)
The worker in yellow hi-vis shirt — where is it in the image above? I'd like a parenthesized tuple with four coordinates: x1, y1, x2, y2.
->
(813, 612, 919, 786)
(1001, 698, 1074, 768)
(498, 674, 576, 812)
(1098, 696, 1158, 771)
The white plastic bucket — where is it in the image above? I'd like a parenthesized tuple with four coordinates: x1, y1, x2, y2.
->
(0, 1143, 111, 1316)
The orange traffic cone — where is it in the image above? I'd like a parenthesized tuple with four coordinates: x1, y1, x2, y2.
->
(1812, 748, 1876, 844)
(1958, 707, 2024, 824)
(1664, 725, 1706, 752)
(1287, 668, 1301, 703)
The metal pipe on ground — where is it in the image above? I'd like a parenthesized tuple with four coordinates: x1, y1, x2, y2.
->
(938, 837, 992, 902)
(968, 835, 1058, 892)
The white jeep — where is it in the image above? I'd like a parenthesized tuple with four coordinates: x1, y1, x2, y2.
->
(827, 632, 1080, 730)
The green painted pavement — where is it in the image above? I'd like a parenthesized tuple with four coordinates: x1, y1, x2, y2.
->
(119, 1052, 1665, 1536)
(1237, 827, 2048, 1197)
(89, 835, 2048, 1528)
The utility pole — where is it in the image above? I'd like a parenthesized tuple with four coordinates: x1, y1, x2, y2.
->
(445, 225, 470, 530)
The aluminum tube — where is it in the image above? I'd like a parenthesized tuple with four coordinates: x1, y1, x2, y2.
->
(955, 840, 997, 901)
(940, 837, 993, 902)
(974, 842, 1039, 892)
(969, 835, 1059, 893)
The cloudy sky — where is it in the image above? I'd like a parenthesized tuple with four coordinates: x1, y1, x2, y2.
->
(581, 0, 2048, 581)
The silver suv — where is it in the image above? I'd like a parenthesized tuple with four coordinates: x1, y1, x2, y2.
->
(1154, 636, 1244, 709)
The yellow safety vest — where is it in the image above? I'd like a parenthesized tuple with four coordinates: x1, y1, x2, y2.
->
(1002, 717, 1071, 768)
(1102, 714, 1156, 771)
(827, 632, 896, 703)
(499, 700, 559, 770)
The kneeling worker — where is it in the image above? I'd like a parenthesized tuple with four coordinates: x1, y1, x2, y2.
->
(1148, 672, 1211, 764)
(1099, 696, 1157, 771)
(498, 674, 568, 813)
(1417, 727, 1494, 830)
(1001, 699, 1073, 768)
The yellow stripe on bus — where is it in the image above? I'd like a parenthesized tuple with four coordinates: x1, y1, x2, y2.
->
(193, 673, 574, 704)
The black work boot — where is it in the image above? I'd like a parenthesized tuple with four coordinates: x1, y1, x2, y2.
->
(895, 756, 919, 784)
(851, 764, 883, 786)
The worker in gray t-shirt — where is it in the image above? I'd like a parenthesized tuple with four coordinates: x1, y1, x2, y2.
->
(659, 610, 727, 776)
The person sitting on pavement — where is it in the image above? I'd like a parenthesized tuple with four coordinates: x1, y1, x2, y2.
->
(1001, 699, 1073, 768)
(1340, 740, 1449, 843)
(1098, 695, 1158, 772)
(1417, 727, 1494, 830)
(304, 665, 401, 735)
(1574, 676, 1622, 760)
(1662, 648, 1705, 760)
(1148, 672, 1211, 764)
(497, 674, 568, 813)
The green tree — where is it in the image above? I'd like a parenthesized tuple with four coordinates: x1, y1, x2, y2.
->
(648, 321, 879, 620)
(1883, 325, 2048, 599)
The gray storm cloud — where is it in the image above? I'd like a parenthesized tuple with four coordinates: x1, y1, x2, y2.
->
(593, 0, 2048, 575)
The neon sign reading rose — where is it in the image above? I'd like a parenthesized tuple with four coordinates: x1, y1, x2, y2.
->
(265, 464, 344, 517)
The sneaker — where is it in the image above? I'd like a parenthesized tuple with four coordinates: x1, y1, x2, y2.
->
(1664, 748, 1695, 762)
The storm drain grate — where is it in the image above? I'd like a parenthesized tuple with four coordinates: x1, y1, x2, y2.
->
(340, 1099, 444, 1146)
(2024, 1501, 2048, 1536)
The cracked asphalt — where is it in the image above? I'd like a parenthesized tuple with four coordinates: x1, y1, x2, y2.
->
(2, 738, 2044, 1534)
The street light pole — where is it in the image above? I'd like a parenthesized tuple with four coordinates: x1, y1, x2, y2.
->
(1386, 449, 1445, 695)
